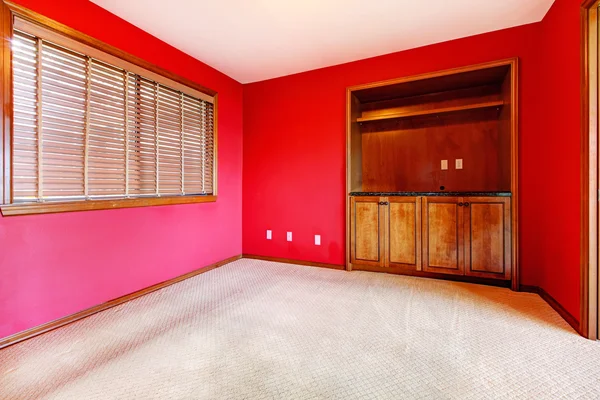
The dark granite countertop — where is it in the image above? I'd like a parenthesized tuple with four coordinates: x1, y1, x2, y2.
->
(350, 191, 511, 197)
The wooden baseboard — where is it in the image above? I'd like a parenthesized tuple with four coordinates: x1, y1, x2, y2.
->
(242, 254, 345, 270)
(0, 256, 583, 350)
(0, 254, 242, 350)
(352, 263, 511, 288)
(520, 285, 580, 333)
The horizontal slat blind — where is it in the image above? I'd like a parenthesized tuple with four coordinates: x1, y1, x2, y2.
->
(203, 102, 215, 194)
(157, 84, 182, 195)
(183, 94, 204, 194)
(127, 75, 157, 196)
(89, 59, 126, 197)
(12, 31, 38, 201)
(40, 41, 86, 200)
(12, 29, 215, 204)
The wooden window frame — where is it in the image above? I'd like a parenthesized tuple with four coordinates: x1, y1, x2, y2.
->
(0, 1, 218, 216)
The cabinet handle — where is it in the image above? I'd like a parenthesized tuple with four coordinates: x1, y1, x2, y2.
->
(458, 202, 464, 207)
(464, 202, 470, 207)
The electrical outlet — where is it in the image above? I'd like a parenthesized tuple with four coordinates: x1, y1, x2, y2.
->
(287, 232, 292, 242)
(266, 230, 272, 240)
(455, 159, 463, 170)
(441, 160, 448, 170)
(315, 235, 321, 246)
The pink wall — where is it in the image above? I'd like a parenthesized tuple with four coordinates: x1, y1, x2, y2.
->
(0, 0, 586, 340)
(0, 0, 243, 339)
(243, 2, 582, 321)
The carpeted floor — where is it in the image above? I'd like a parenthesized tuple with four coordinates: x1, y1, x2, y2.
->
(1, 259, 599, 399)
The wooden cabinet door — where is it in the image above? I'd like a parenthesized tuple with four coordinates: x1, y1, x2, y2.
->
(422, 197, 464, 275)
(386, 197, 422, 270)
(350, 197, 385, 267)
(464, 197, 512, 280)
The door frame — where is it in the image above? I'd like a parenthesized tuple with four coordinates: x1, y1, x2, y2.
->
(581, 0, 599, 340)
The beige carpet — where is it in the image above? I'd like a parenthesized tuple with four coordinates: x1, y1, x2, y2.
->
(1, 259, 599, 399)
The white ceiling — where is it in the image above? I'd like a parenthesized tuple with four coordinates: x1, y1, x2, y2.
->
(91, 0, 555, 84)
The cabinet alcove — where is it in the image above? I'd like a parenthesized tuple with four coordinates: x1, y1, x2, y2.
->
(346, 59, 519, 289)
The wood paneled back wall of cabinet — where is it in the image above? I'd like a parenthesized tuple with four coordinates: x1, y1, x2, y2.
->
(346, 59, 519, 290)
(361, 109, 507, 192)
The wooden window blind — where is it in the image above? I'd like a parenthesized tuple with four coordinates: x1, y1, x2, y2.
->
(10, 28, 215, 205)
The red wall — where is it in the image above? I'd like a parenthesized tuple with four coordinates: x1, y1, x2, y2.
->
(243, 2, 582, 320)
(529, 0, 582, 320)
(0, 0, 584, 340)
(0, 0, 243, 339)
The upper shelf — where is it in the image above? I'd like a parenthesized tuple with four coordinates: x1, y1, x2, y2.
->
(356, 100, 504, 123)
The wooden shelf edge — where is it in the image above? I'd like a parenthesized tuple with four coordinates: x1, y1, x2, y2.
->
(357, 101, 504, 123)
(0, 195, 217, 216)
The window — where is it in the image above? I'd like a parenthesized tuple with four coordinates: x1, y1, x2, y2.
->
(0, 11, 217, 215)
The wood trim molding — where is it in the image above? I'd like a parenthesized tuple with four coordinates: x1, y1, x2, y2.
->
(510, 58, 520, 292)
(0, 254, 242, 350)
(353, 262, 511, 288)
(347, 58, 518, 92)
(0, 255, 584, 351)
(0, 1, 11, 205)
(1, 195, 217, 216)
(345, 58, 520, 291)
(0, 1, 219, 213)
(580, 0, 599, 340)
(242, 254, 346, 270)
(521, 285, 580, 333)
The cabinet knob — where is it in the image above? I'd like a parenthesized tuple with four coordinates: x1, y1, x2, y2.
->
(464, 202, 470, 207)
(458, 202, 464, 207)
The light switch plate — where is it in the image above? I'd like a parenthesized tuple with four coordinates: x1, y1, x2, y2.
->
(315, 235, 321, 246)
(266, 230, 272, 240)
(455, 159, 463, 169)
(441, 160, 448, 170)
(287, 232, 292, 242)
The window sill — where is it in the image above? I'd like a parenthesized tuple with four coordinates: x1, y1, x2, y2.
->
(0, 195, 217, 216)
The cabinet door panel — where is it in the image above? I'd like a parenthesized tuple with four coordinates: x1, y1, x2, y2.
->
(464, 197, 511, 280)
(351, 197, 384, 267)
(388, 197, 421, 270)
(422, 197, 464, 275)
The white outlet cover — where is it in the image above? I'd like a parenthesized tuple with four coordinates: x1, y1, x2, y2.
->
(315, 235, 321, 246)
(441, 160, 448, 170)
(266, 230, 272, 240)
(287, 232, 292, 242)
(455, 159, 463, 169)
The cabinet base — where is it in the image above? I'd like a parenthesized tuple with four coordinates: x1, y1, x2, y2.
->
(350, 263, 512, 289)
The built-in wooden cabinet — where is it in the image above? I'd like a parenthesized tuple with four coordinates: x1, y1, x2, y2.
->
(350, 196, 384, 267)
(346, 59, 518, 288)
(464, 197, 511, 280)
(422, 197, 464, 275)
(350, 196, 421, 270)
(387, 197, 421, 270)
(351, 195, 511, 282)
